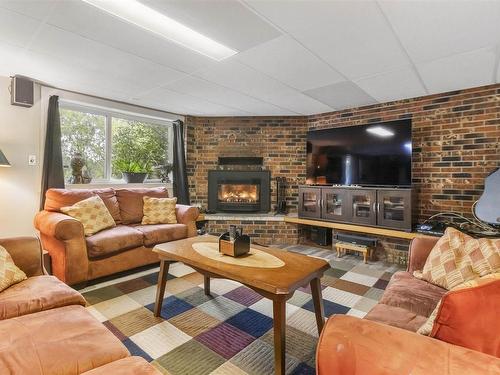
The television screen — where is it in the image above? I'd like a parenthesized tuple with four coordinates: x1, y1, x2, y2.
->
(306, 120, 412, 187)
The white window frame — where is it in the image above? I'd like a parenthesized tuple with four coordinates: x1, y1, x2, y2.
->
(60, 101, 174, 184)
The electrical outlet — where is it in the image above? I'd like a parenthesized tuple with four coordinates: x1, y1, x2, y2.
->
(28, 154, 36, 165)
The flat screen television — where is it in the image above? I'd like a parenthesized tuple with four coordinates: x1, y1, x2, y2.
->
(306, 120, 412, 187)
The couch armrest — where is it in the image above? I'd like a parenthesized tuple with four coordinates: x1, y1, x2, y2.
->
(34, 211, 84, 241)
(34, 211, 89, 285)
(176, 205, 200, 237)
(407, 236, 440, 273)
(0, 236, 44, 277)
(316, 315, 500, 375)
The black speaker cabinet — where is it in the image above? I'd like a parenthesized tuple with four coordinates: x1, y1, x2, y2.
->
(11, 76, 34, 108)
(310, 227, 332, 246)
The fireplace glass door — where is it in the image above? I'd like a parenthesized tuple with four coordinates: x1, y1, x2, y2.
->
(217, 181, 261, 212)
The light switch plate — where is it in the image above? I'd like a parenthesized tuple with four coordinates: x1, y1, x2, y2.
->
(28, 154, 36, 165)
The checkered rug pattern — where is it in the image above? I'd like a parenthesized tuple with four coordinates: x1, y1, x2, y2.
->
(80, 244, 403, 375)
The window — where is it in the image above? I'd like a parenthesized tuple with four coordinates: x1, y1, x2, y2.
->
(60, 103, 173, 183)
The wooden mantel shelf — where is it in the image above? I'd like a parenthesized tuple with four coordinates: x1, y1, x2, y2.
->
(284, 215, 435, 240)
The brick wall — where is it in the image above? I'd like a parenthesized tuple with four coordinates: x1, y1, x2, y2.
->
(308, 84, 500, 222)
(186, 116, 307, 212)
(186, 84, 500, 255)
(206, 220, 299, 246)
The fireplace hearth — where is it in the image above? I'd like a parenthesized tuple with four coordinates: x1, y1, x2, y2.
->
(208, 170, 270, 213)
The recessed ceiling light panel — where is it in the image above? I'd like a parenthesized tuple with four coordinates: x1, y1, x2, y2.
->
(366, 126, 394, 137)
(82, 0, 238, 61)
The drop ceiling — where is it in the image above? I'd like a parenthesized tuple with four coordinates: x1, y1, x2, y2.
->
(0, 0, 499, 116)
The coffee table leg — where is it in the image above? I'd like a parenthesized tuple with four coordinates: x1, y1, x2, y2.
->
(154, 260, 170, 317)
(204, 275, 210, 296)
(310, 277, 325, 334)
(273, 298, 286, 375)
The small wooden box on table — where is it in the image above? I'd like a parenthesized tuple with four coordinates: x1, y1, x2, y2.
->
(152, 235, 330, 375)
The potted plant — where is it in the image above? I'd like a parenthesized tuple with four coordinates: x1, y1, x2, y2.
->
(117, 160, 152, 183)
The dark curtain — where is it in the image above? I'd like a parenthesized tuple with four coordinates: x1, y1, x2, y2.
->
(172, 119, 190, 205)
(40, 95, 64, 210)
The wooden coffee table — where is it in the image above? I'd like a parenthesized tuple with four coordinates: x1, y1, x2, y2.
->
(153, 235, 330, 375)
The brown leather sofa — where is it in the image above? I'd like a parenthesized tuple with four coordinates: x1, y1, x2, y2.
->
(34, 187, 199, 285)
(316, 236, 500, 374)
(316, 315, 500, 375)
(0, 236, 161, 375)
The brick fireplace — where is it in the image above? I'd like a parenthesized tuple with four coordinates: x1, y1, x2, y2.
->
(208, 170, 271, 213)
(186, 83, 500, 250)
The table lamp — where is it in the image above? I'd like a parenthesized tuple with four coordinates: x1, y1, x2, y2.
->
(0, 149, 11, 167)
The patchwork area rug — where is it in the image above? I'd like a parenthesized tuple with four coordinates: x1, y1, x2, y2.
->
(80, 244, 403, 375)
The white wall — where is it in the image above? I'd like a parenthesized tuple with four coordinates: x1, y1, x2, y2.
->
(0, 75, 182, 237)
(0, 75, 42, 237)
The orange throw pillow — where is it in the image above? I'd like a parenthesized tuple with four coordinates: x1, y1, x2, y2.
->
(429, 278, 500, 357)
(417, 227, 500, 289)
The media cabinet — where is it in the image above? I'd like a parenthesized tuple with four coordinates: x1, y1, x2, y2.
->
(298, 186, 413, 232)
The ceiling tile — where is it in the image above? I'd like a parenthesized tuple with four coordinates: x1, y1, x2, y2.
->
(304, 81, 377, 110)
(45, 1, 216, 74)
(417, 47, 496, 93)
(30, 24, 188, 90)
(0, 0, 56, 20)
(245, 0, 410, 79)
(0, 7, 42, 48)
(379, 0, 500, 63)
(135, 86, 251, 116)
(141, 0, 282, 52)
(235, 35, 344, 91)
(165, 76, 295, 115)
(355, 66, 426, 103)
(194, 60, 332, 114)
(0, 40, 141, 100)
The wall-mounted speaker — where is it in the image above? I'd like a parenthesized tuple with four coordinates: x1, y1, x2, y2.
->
(11, 76, 34, 107)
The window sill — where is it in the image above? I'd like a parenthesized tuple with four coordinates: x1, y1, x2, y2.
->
(67, 182, 173, 190)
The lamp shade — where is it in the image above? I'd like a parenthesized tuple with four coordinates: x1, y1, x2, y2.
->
(0, 149, 11, 167)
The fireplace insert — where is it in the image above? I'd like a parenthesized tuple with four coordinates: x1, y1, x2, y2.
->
(208, 170, 271, 213)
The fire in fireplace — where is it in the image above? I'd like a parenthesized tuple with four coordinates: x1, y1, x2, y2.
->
(208, 170, 270, 213)
(218, 184, 259, 204)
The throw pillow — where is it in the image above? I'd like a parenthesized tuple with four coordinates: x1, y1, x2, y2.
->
(0, 245, 27, 292)
(419, 274, 500, 357)
(417, 272, 500, 335)
(415, 227, 500, 290)
(142, 196, 177, 225)
(61, 195, 116, 236)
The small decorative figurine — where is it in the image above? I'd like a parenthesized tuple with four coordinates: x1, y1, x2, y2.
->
(69, 152, 91, 184)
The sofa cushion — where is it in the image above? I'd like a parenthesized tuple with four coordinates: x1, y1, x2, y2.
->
(418, 227, 500, 290)
(0, 245, 27, 293)
(116, 187, 169, 224)
(61, 196, 116, 236)
(142, 196, 177, 225)
(429, 278, 500, 357)
(418, 272, 500, 336)
(379, 271, 446, 317)
(316, 315, 500, 375)
(365, 303, 428, 332)
(81, 356, 162, 375)
(0, 305, 129, 375)
(45, 188, 122, 223)
(86, 225, 144, 259)
(0, 275, 86, 320)
(133, 224, 188, 247)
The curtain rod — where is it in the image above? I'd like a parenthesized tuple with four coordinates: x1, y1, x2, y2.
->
(13, 74, 185, 119)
